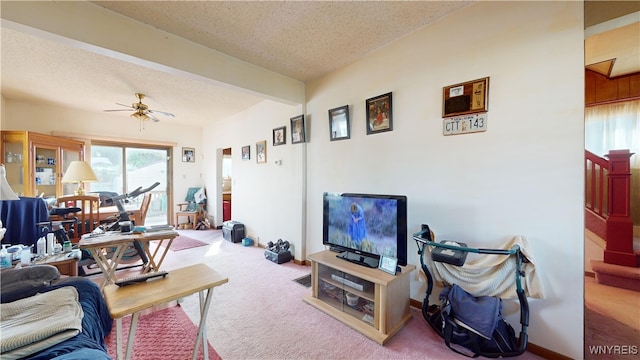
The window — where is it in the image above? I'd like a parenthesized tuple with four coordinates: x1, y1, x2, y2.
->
(585, 100, 640, 168)
(586, 99, 640, 225)
(90, 143, 171, 225)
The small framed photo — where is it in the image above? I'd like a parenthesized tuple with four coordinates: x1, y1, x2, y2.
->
(366, 92, 393, 135)
(182, 147, 195, 162)
(241, 145, 250, 160)
(256, 140, 267, 164)
(329, 105, 350, 141)
(273, 126, 286, 146)
(290, 115, 306, 144)
(378, 255, 398, 275)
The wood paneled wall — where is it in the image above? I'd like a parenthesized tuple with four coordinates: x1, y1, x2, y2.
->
(585, 70, 640, 105)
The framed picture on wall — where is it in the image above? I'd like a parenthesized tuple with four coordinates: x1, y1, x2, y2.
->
(182, 147, 195, 162)
(273, 126, 286, 146)
(329, 105, 350, 141)
(366, 92, 393, 135)
(241, 145, 250, 160)
(442, 77, 489, 117)
(256, 140, 267, 164)
(290, 115, 306, 144)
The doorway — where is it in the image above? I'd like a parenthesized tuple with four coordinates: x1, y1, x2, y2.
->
(222, 148, 232, 222)
(583, 2, 640, 357)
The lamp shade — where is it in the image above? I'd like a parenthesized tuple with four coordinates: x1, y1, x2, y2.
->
(0, 164, 20, 200)
(62, 161, 98, 195)
(62, 161, 98, 184)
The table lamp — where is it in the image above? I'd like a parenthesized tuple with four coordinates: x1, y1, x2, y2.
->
(1, 164, 19, 200)
(61, 161, 98, 195)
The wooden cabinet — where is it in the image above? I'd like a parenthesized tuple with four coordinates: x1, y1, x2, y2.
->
(303, 250, 415, 345)
(1, 131, 85, 198)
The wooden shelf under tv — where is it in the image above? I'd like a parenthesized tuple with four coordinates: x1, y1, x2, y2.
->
(303, 250, 415, 345)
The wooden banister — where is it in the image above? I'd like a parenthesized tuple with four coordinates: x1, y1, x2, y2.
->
(585, 150, 608, 218)
(585, 149, 637, 267)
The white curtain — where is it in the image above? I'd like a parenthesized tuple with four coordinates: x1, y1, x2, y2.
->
(585, 99, 640, 168)
(586, 100, 640, 225)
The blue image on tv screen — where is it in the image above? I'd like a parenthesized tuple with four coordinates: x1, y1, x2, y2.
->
(325, 195, 398, 258)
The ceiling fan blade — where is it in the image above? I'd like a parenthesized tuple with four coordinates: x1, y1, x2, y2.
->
(104, 109, 134, 112)
(145, 112, 161, 122)
(148, 109, 175, 117)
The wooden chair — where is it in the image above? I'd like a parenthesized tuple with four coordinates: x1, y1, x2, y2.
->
(175, 187, 206, 229)
(138, 193, 152, 226)
(54, 195, 100, 242)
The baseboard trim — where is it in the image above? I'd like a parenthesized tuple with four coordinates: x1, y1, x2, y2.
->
(525, 343, 573, 360)
(293, 258, 309, 266)
(408, 299, 571, 359)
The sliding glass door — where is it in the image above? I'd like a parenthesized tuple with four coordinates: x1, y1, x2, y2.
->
(90, 143, 170, 225)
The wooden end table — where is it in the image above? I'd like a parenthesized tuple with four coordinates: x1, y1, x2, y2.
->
(34, 253, 79, 276)
(102, 263, 228, 360)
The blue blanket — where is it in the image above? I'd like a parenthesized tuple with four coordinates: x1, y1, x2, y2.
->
(23, 278, 112, 360)
(0, 197, 50, 246)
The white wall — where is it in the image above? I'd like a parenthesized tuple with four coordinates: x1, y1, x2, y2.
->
(202, 101, 304, 255)
(1, 99, 205, 212)
(209, 2, 585, 358)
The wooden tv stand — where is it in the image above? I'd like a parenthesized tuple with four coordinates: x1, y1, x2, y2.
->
(303, 250, 415, 345)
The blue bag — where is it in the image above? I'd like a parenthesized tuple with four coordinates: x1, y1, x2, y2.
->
(428, 284, 519, 358)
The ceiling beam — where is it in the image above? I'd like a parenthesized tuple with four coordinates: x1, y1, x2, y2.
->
(1, 1, 304, 105)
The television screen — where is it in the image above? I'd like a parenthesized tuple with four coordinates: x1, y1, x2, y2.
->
(322, 192, 407, 266)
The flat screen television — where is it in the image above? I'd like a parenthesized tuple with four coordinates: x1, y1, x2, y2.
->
(322, 192, 407, 267)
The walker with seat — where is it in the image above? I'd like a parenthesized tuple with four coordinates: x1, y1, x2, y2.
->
(413, 225, 531, 358)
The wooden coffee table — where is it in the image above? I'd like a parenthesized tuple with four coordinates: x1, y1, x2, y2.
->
(102, 263, 228, 360)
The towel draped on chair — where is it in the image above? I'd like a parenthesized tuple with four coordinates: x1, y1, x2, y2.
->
(425, 235, 545, 299)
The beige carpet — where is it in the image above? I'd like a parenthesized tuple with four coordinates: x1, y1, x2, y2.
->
(585, 276, 640, 330)
(168, 229, 544, 360)
(584, 276, 640, 359)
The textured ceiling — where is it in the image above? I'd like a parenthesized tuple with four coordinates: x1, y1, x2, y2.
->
(1, 1, 472, 126)
(1, 1, 638, 128)
(91, 1, 472, 82)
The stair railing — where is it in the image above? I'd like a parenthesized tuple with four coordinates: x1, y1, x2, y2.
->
(585, 149, 637, 267)
(585, 150, 608, 219)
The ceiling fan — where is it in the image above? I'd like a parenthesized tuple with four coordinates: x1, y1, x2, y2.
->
(104, 93, 175, 123)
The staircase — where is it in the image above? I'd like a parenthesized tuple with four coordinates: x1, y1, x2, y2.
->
(587, 229, 640, 292)
(585, 149, 640, 291)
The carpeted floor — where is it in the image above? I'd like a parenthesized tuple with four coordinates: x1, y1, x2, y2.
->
(164, 229, 545, 360)
(105, 305, 220, 360)
(584, 275, 640, 359)
(584, 307, 640, 359)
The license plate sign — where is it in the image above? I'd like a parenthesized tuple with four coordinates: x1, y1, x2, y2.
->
(443, 113, 487, 135)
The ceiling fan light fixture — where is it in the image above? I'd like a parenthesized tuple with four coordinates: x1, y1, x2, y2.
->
(131, 112, 151, 131)
(130, 112, 150, 121)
